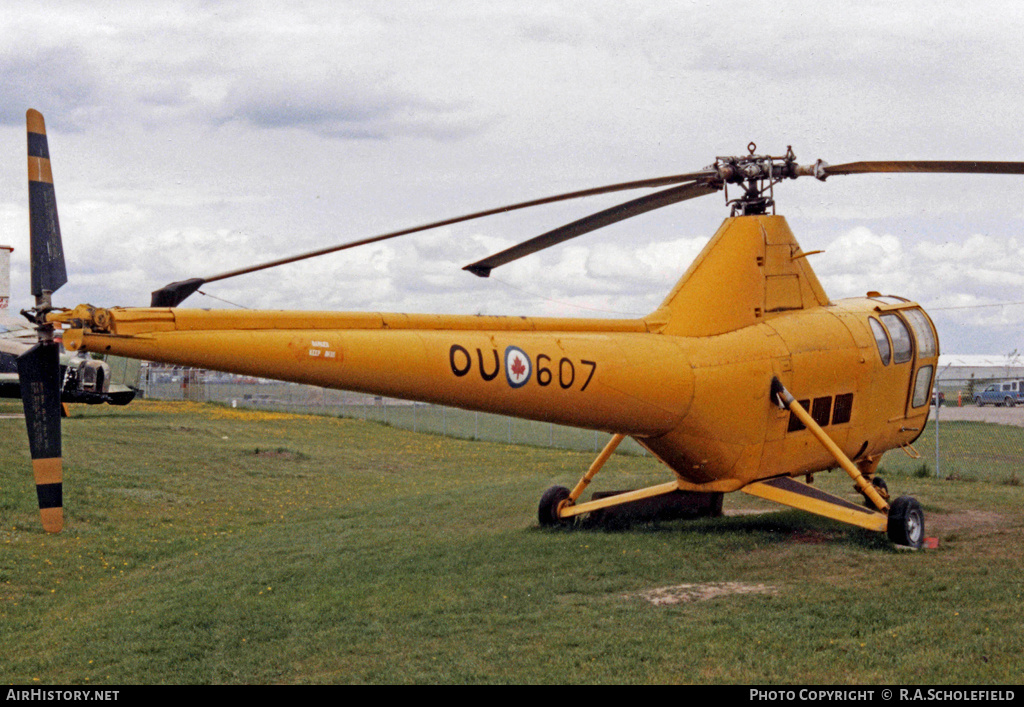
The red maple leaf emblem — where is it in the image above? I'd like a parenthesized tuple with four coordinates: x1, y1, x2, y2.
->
(511, 356, 526, 378)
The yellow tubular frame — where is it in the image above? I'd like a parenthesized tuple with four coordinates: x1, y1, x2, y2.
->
(568, 433, 625, 503)
(556, 433, 683, 519)
(772, 377, 889, 511)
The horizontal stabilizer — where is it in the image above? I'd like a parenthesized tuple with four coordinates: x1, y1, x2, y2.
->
(741, 476, 887, 532)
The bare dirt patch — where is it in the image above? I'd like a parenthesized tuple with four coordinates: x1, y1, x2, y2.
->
(628, 582, 778, 606)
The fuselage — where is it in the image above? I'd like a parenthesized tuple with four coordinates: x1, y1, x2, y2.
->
(58, 293, 937, 492)
(55, 214, 939, 492)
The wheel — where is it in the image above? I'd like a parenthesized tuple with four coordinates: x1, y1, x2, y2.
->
(538, 485, 571, 527)
(975, 397, 983, 407)
(1005, 397, 1015, 408)
(863, 476, 888, 509)
(887, 496, 925, 549)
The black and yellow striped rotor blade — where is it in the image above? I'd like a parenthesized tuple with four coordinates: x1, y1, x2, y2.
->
(27, 109, 67, 297)
(16, 341, 63, 533)
(20, 109, 66, 533)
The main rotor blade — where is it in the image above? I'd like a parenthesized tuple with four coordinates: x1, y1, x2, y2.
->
(17, 341, 64, 533)
(201, 170, 717, 282)
(26, 109, 67, 297)
(824, 160, 1024, 177)
(463, 180, 721, 277)
(150, 169, 717, 306)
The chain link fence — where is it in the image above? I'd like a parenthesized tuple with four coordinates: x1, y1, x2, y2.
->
(139, 366, 1024, 481)
(863, 371, 1024, 484)
(140, 367, 650, 455)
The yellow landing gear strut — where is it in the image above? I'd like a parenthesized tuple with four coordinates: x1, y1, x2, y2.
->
(771, 378, 889, 512)
(762, 378, 925, 548)
(537, 433, 722, 527)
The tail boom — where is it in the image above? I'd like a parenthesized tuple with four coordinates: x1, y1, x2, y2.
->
(57, 307, 694, 437)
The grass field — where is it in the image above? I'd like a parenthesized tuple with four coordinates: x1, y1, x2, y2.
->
(1, 399, 1022, 684)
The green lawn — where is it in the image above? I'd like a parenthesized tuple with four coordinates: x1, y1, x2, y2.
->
(1, 400, 1022, 684)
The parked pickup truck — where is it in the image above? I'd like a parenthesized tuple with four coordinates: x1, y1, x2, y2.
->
(974, 381, 1024, 407)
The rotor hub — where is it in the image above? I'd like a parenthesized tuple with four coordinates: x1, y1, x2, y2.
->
(712, 145, 818, 216)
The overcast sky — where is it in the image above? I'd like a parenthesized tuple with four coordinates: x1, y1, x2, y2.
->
(2, 1, 1023, 356)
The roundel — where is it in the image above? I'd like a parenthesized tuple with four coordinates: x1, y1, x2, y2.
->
(504, 346, 532, 388)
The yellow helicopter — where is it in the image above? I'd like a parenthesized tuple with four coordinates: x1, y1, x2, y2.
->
(16, 110, 1024, 547)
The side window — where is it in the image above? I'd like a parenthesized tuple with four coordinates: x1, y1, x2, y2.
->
(880, 314, 913, 364)
(786, 394, 855, 431)
(912, 365, 934, 408)
(833, 393, 854, 424)
(902, 308, 937, 359)
(811, 396, 832, 427)
(788, 399, 811, 432)
(869, 318, 891, 365)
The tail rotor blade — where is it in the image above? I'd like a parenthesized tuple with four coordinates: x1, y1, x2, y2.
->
(17, 342, 63, 533)
(27, 109, 67, 298)
(22, 110, 66, 533)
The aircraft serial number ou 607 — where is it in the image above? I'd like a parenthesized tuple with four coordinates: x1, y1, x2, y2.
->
(449, 344, 596, 391)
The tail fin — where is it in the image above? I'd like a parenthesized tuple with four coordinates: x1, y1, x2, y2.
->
(644, 215, 830, 337)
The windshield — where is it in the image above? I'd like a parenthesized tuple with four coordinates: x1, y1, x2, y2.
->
(880, 314, 913, 364)
(902, 308, 937, 359)
(869, 318, 891, 365)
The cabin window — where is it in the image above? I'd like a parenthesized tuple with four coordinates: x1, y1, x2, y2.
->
(833, 393, 854, 425)
(869, 318, 891, 365)
(880, 314, 913, 364)
(788, 399, 811, 432)
(902, 308, 937, 359)
(912, 365, 934, 408)
(811, 396, 832, 427)
(786, 394, 854, 432)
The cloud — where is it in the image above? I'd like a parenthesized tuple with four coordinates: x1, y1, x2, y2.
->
(0, 44, 103, 128)
(219, 76, 480, 140)
(1, 1, 1023, 356)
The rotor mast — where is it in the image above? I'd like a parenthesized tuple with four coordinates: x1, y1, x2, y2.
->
(715, 143, 828, 216)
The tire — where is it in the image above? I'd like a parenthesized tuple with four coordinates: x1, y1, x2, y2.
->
(1005, 397, 1015, 408)
(975, 397, 983, 407)
(887, 496, 925, 549)
(538, 485, 571, 527)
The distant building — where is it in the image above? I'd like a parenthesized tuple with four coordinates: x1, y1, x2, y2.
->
(0, 245, 12, 311)
(936, 354, 1024, 399)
